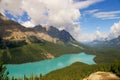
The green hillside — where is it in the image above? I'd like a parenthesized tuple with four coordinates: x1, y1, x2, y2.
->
(83, 46, 120, 64)
(43, 61, 120, 80)
(0, 41, 82, 64)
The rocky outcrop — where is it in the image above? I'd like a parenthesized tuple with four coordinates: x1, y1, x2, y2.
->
(83, 71, 120, 80)
(44, 53, 55, 59)
(34, 25, 75, 43)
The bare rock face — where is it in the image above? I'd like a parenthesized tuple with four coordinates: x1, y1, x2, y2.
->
(83, 71, 120, 80)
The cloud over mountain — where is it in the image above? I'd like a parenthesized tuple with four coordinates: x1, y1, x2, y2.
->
(109, 21, 120, 39)
(0, 0, 104, 41)
(90, 21, 120, 41)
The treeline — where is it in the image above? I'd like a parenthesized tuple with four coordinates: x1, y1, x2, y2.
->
(1, 61, 119, 80)
(0, 61, 9, 80)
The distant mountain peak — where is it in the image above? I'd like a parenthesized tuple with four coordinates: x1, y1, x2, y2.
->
(87, 34, 120, 49)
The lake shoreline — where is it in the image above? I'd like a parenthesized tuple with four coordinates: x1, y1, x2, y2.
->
(6, 52, 96, 78)
(5, 52, 96, 65)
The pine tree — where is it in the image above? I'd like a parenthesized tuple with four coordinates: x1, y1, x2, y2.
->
(0, 61, 9, 80)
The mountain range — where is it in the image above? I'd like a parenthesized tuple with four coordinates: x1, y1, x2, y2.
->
(88, 36, 120, 49)
(0, 13, 83, 64)
(0, 13, 75, 44)
(0, 13, 120, 64)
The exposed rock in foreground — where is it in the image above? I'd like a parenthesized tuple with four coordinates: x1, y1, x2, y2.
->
(83, 71, 120, 80)
(44, 53, 55, 59)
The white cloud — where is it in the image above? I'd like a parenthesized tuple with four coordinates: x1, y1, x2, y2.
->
(95, 30, 108, 40)
(22, 0, 49, 25)
(69, 23, 81, 40)
(22, 21, 35, 27)
(0, 0, 24, 16)
(77, 30, 108, 42)
(85, 9, 99, 14)
(94, 11, 120, 20)
(86, 9, 120, 20)
(109, 21, 120, 39)
(74, 0, 103, 9)
(77, 33, 96, 42)
(80, 21, 120, 42)
(0, 0, 104, 42)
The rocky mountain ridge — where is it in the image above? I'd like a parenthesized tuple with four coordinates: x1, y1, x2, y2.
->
(0, 13, 75, 44)
(0, 13, 82, 64)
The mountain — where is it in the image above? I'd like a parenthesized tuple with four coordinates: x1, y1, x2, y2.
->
(0, 13, 83, 64)
(0, 13, 26, 38)
(82, 36, 120, 64)
(88, 36, 120, 49)
(33, 25, 75, 43)
(1, 13, 120, 64)
(0, 13, 75, 44)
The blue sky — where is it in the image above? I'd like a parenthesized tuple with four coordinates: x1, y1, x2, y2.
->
(0, 0, 120, 41)
(80, 0, 120, 33)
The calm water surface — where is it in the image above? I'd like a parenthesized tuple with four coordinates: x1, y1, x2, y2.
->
(6, 52, 96, 78)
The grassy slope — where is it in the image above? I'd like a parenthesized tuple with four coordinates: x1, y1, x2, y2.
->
(0, 41, 82, 64)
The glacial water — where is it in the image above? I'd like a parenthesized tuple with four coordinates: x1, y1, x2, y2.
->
(6, 52, 96, 78)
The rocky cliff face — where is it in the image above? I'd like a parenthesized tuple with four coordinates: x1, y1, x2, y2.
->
(83, 71, 120, 80)
(0, 13, 75, 44)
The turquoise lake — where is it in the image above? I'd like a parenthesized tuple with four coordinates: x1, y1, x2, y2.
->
(6, 52, 96, 78)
